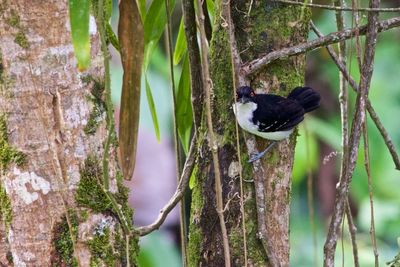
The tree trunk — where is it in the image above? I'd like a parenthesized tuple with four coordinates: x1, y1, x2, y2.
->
(0, 1, 137, 266)
(188, 1, 310, 266)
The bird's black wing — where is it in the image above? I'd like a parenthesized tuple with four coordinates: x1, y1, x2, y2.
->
(252, 94, 305, 132)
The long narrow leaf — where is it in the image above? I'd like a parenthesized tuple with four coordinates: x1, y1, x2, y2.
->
(144, 0, 175, 44)
(69, 0, 90, 71)
(173, 18, 187, 65)
(176, 54, 193, 154)
(145, 77, 161, 142)
(137, 0, 147, 22)
(118, 0, 144, 180)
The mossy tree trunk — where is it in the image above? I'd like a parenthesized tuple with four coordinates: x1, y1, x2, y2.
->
(0, 1, 137, 266)
(188, 1, 310, 266)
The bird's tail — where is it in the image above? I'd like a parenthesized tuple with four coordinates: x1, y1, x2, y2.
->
(288, 87, 320, 113)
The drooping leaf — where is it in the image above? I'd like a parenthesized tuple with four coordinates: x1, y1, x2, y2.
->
(143, 40, 157, 71)
(118, 0, 144, 180)
(176, 54, 193, 154)
(137, 0, 147, 22)
(143, 0, 175, 44)
(206, 0, 215, 21)
(106, 23, 119, 51)
(145, 77, 161, 142)
(69, 0, 91, 71)
(173, 18, 187, 65)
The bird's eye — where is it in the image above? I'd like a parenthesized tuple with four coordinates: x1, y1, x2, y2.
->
(250, 91, 255, 97)
(236, 93, 239, 99)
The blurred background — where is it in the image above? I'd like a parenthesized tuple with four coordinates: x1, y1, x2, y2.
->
(109, 0, 400, 266)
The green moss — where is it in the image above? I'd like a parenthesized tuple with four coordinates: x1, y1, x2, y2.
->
(6, 250, 13, 264)
(14, 31, 29, 49)
(188, 226, 202, 266)
(53, 211, 79, 267)
(81, 76, 106, 135)
(0, 184, 12, 231)
(76, 155, 112, 212)
(0, 114, 26, 170)
(88, 221, 138, 266)
(88, 227, 115, 266)
(75, 155, 138, 264)
(187, 170, 204, 266)
(5, 10, 20, 27)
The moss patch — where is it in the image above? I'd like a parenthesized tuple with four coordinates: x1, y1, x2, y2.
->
(81, 75, 106, 135)
(53, 211, 79, 267)
(5, 9, 30, 49)
(76, 155, 138, 265)
(0, 184, 12, 232)
(14, 31, 29, 49)
(88, 226, 116, 266)
(75, 155, 113, 212)
(0, 114, 26, 170)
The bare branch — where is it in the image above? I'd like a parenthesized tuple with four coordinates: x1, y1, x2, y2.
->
(311, 23, 400, 170)
(345, 201, 360, 267)
(363, 121, 379, 266)
(324, 0, 380, 263)
(274, 0, 400, 12)
(136, 134, 197, 236)
(242, 17, 400, 76)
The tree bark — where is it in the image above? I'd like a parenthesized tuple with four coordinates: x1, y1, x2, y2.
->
(0, 1, 137, 266)
(188, 1, 310, 266)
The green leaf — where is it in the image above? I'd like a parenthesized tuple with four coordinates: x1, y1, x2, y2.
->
(206, 0, 215, 21)
(144, 0, 175, 44)
(143, 40, 157, 71)
(173, 18, 187, 65)
(145, 76, 161, 142)
(69, 0, 91, 71)
(106, 23, 119, 51)
(189, 165, 198, 190)
(137, 0, 147, 22)
(176, 54, 193, 154)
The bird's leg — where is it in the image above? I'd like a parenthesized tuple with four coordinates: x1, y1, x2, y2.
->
(248, 141, 278, 163)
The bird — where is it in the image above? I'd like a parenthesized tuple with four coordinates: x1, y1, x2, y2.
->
(233, 86, 320, 162)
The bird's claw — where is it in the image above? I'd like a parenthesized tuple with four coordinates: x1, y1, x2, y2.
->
(248, 152, 265, 163)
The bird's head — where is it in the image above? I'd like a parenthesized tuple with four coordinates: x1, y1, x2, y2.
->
(236, 86, 256, 104)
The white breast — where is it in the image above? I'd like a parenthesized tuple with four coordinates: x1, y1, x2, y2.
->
(233, 102, 293, 141)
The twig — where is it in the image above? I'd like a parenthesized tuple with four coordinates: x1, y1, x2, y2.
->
(323, 0, 380, 263)
(221, 1, 249, 266)
(136, 134, 197, 236)
(274, 0, 400, 12)
(334, 1, 360, 265)
(182, 0, 204, 129)
(164, 0, 188, 264)
(242, 17, 400, 76)
(363, 121, 379, 267)
(196, 0, 231, 265)
(310, 23, 400, 170)
(345, 200, 360, 267)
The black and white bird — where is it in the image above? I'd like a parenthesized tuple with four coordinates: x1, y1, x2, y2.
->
(233, 86, 320, 162)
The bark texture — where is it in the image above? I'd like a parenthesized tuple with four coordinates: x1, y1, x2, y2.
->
(0, 1, 136, 266)
(188, 1, 310, 266)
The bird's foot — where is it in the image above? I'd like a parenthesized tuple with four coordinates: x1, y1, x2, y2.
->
(248, 152, 266, 163)
(248, 141, 278, 163)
